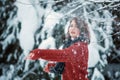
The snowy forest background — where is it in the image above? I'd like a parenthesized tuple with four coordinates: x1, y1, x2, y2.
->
(0, 0, 120, 80)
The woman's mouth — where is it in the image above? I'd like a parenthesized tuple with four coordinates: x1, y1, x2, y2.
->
(71, 31, 75, 34)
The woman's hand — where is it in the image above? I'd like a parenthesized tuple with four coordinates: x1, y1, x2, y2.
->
(25, 49, 41, 60)
(43, 62, 56, 73)
(26, 52, 35, 60)
(43, 64, 50, 73)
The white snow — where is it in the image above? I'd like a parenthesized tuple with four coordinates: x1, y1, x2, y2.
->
(41, 9, 63, 39)
(38, 36, 56, 49)
(72, 49, 77, 54)
(16, 0, 44, 72)
(1, 0, 117, 79)
(16, 0, 44, 53)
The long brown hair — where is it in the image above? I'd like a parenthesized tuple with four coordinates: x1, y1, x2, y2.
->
(66, 17, 90, 42)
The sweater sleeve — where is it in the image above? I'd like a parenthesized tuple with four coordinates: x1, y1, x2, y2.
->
(27, 47, 73, 62)
(26, 42, 88, 62)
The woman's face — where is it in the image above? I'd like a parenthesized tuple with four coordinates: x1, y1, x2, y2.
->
(68, 19, 80, 38)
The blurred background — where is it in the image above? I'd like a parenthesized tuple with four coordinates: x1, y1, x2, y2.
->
(0, 0, 120, 80)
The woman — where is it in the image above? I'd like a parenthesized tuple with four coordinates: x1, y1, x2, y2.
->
(26, 17, 90, 80)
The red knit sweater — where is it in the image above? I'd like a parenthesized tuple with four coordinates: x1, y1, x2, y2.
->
(27, 42, 89, 80)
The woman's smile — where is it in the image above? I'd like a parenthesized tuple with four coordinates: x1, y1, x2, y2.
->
(71, 31, 76, 34)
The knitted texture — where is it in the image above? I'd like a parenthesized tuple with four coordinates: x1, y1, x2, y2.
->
(27, 42, 88, 80)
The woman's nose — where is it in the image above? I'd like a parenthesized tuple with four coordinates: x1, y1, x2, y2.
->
(71, 26, 76, 30)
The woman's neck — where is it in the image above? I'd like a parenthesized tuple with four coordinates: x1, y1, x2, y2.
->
(71, 37, 75, 40)
(71, 35, 79, 40)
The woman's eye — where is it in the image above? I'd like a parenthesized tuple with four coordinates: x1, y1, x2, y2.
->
(70, 25, 73, 27)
